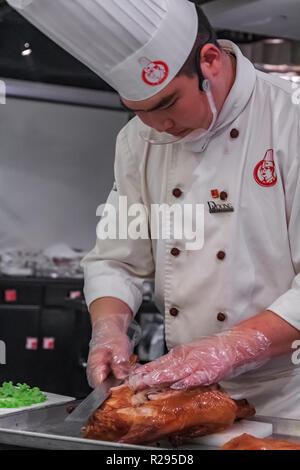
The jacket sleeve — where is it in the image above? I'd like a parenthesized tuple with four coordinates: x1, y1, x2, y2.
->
(266, 111, 300, 331)
(81, 124, 155, 315)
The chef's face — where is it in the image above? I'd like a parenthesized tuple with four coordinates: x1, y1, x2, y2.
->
(121, 74, 213, 138)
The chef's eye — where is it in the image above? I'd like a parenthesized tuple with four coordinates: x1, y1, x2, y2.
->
(163, 99, 178, 110)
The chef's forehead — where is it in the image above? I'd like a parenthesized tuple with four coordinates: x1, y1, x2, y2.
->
(119, 71, 185, 113)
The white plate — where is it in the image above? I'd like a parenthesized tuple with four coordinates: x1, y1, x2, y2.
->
(0, 392, 75, 416)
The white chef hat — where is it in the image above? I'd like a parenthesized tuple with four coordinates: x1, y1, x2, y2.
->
(8, 0, 199, 101)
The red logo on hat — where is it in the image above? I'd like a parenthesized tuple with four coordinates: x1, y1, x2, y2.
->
(139, 57, 169, 86)
(254, 149, 277, 187)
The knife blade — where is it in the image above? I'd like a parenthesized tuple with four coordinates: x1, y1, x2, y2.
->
(65, 375, 122, 424)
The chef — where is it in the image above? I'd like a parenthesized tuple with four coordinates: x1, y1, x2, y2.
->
(10, 0, 300, 418)
(83, 2, 300, 418)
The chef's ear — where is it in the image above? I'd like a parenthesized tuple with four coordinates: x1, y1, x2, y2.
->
(199, 43, 223, 84)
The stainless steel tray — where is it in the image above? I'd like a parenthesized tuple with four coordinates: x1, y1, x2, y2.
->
(0, 401, 300, 450)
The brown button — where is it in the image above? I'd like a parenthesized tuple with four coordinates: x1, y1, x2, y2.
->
(217, 251, 226, 260)
(217, 312, 226, 322)
(230, 128, 239, 139)
(220, 191, 228, 201)
(172, 188, 182, 198)
(170, 307, 179, 317)
(170, 248, 180, 257)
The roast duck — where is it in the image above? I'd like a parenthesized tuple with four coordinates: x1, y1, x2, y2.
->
(82, 383, 255, 445)
(221, 433, 300, 450)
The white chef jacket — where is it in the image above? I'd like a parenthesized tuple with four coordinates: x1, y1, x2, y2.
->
(81, 40, 300, 418)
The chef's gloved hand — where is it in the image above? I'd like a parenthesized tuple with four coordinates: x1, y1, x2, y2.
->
(128, 328, 271, 391)
(87, 311, 133, 388)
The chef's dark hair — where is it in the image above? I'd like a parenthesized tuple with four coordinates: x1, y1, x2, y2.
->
(177, 2, 220, 91)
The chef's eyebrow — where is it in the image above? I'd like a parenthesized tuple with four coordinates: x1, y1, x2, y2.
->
(120, 93, 177, 113)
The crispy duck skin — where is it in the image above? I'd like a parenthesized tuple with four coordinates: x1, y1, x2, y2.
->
(221, 433, 300, 450)
(82, 384, 255, 445)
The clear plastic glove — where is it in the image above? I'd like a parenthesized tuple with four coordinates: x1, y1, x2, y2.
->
(87, 311, 133, 388)
(128, 328, 271, 391)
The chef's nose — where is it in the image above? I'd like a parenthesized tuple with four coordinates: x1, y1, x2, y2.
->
(139, 113, 174, 133)
(156, 119, 175, 133)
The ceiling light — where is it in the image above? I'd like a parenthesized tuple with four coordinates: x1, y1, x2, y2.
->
(21, 49, 32, 56)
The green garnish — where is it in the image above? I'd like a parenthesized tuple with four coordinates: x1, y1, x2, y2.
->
(0, 382, 47, 408)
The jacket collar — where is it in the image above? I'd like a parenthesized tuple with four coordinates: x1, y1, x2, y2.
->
(182, 40, 257, 153)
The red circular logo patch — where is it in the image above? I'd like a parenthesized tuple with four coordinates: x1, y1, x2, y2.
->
(253, 149, 277, 187)
(142, 60, 169, 86)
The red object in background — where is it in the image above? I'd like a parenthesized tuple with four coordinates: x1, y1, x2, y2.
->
(4, 289, 17, 302)
(43, 337, 55, 350)
(26, 337, 38, 350)
(211, 189, 220, 199)
(69, 290, 82, 300)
